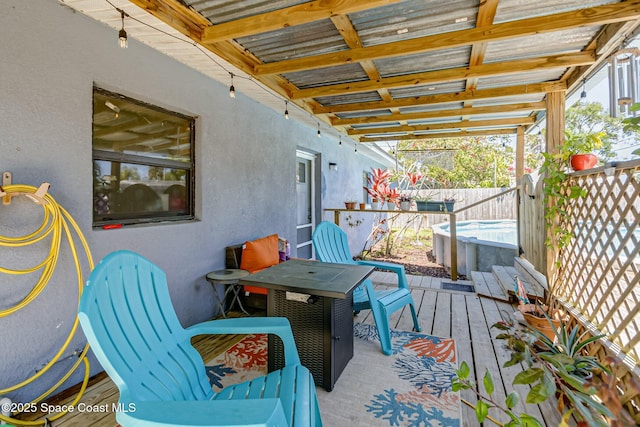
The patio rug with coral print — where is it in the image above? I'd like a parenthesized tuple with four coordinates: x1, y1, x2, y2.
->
(205, 322, 460, 427)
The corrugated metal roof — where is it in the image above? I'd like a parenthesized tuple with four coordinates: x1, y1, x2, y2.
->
(391, 82, 468, 99)
(60, 0, 640, 143)
(478, 70, 566, 89)
(184, 0, 309, 25)
(484, 28, 600, 63)
(350, 0, 479, 47)
(284, 62, 369, 89)
(238, 20, 347, 63)
(494, 0, 617, 23)
(315, 91, 383, 107)
(375, 46, 472, 78)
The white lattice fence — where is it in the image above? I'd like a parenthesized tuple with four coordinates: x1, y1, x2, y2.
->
(550, 160, 640, 421)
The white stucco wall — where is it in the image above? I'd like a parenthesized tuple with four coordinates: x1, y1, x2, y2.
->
(0, 0, 388, 402)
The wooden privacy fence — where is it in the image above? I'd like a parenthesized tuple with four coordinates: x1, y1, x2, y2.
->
(391, 188, 517, 229)
(326, 187, 518, 280)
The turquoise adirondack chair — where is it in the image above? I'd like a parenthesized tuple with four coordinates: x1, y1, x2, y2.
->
(78, 250, 322, 427)
(312, 221, 421, 355)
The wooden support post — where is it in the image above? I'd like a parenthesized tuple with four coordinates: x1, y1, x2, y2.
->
(515, 126, 525, 257)
(334, 210, 340, 226)
(449, 212, 457, 281)
(515, 126, 525, 181)
(544, 90, 566, 286)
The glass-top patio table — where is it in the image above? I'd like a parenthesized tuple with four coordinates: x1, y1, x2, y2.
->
(240, 259, 374, 391)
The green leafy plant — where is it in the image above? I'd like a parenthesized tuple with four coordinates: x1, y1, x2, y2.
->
(539, 131, 598, 250)
(540, 152, 581, 249)
(621, 103, 640, 133)
(494, 319, 612, 422)
(621, 103, 640, 156)
(453, 316, 635, 426)
(453, 360, 543, 426)
(562, 130, 604, 157)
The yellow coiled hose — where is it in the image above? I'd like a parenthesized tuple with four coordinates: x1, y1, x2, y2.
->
(0, 184, 93, 426)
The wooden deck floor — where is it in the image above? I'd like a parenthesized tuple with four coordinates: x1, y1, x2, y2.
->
(19, 272, 563, 427)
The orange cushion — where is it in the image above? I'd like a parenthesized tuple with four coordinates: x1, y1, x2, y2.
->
(240, 234, 280, 296)
(240, 234, 279, 274)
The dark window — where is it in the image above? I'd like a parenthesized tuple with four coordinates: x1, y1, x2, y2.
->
(92, 87, 195, 227)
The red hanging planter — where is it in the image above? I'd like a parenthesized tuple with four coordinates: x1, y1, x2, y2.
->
(570, 153, 598, 171)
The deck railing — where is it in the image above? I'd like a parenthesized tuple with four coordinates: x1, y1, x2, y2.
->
(325, 187, 518, 281)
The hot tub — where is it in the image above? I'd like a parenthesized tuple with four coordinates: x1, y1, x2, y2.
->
(431, 220, 518, 276)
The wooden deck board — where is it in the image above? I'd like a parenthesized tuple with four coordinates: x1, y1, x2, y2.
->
(32, 273, 559, 427)
(432, 291, 452, 339)
(493, 265, 544, 301)
(466, 294, 512, 425)
(472, 270, 510, 301)
(450, 293, 477, 424)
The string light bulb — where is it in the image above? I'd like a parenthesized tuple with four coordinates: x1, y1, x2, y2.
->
(317, 123, 321, 138)
(339, 136, 342, 147)
(580, 79, 587, 104)
(229, 73, 235, 98)
(284, 100, 289, 119)
(118, 10, 128, 49)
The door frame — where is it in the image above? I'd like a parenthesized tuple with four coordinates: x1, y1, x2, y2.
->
(296, 150, 316, 259)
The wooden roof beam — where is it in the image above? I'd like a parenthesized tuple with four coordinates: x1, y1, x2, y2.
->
(128, 0, 211, 39)
(332, 102, 546, 126)
(255, 1, 640, 75)
(313, 81, 566, 114)
(329, 14, 394, 103)
(565, 19, 640, 92)
(201, 0, 400, 43)
(359, 128, 516, 143)
(347, 117, 535, 136)
(128, 0, 300, 101)
(294, 52, 594, 99)
(464, 0, 499, 107)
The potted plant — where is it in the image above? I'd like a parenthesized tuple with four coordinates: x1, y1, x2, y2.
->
(540, 134, 594, 251)
(453, 318, 635, 427)
(563, 130, 604, 171)
(443, 196, 456, 212)
(415, 197, 453, 212)
(493, 318, 613, 424)
(398, 194, 412, 211)
(513, 276, 563, 341)
(364, 167, 392, 210)
(414, 196, 431, 211)
(385, 187, 400, 210)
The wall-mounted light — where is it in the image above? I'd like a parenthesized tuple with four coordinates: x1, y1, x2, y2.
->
(317, 123, 321, 138)
(329, 162, 338, 171)
(284, 100, 289, 119)
(338, 135, 342, 147)
(580, 79, 587, 105)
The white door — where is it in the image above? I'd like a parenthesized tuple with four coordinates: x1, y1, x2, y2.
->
(296, 152, 315, 259)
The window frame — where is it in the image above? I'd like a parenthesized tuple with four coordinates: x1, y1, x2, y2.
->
(92, 87, 196, 228)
